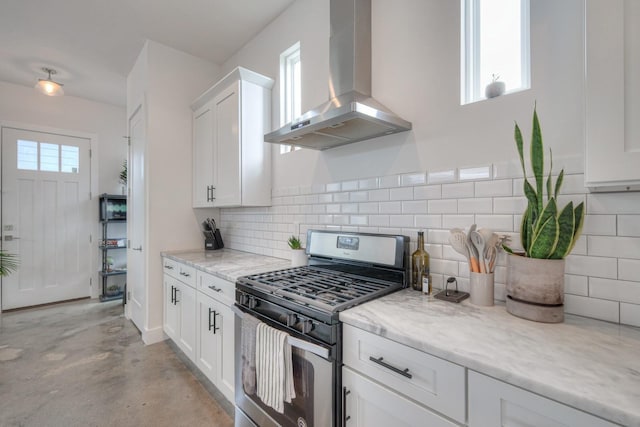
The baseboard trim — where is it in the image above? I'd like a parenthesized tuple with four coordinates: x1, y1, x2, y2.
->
(142, 326, 165, 345)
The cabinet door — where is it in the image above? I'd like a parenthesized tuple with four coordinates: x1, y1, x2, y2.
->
(585, 0, 640, 190)
(342, 367, 458, 427)
(468, 371, 617, 427)
(196, 292, 220, 385)
(163, 275, 179, 341)
(217, 302, 235, 402)
(176, 281, 197, 362)
(193, 103, 215, 207)
(213, 82, 241, 207)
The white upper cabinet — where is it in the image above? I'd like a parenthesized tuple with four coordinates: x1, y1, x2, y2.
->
(585, 0, 640, 191)
(191, 67, 274, 207)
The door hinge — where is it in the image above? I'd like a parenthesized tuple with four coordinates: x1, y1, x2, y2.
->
(127, 291, 131, 301)
(89, 234, 92, 243)
(89, 148, 92, 158)
(90, 277, 92, 287)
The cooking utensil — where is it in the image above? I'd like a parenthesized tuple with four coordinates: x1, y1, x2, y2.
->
(470, 230, 487, 273)
(466, 224, 480, 273)
(449, 229, 472, 270)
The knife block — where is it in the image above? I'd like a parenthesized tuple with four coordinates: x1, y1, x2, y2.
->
(205, 229, 224, 250)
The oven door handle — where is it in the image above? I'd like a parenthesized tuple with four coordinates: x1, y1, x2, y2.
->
(233, 304, 330, 359)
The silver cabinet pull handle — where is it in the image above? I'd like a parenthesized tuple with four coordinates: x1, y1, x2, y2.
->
(164, 265, 173, 269)
(369, 356, 412, 379)
(132, 246, 142, 251)
(208, 285, 222, 292)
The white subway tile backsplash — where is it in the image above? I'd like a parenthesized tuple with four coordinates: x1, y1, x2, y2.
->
(442, 182, 474, 199)
(458, 198, 493, 214)
(474, 215, 513, 232)
(368, 215, 390, 227)
(590, 277, 640, 304)
(475, 179, 512, 197)
(379, 201, 402, 214)
(555, 155, 584, 175)
(588, 236, 640, 259)
(583, 215, 617, 236)
(619, 259, 640, 281)
(390, 187, 414, 201)
(620, 303, 640, 327)
(389, 215, 414, 227)
(428, 199, 457, 214)
(349, 191, 368, 202)
(459, 165, 492, 181)
(358, 203, 379, 214)
(415, 215, 442, 229)
(379, 175, 401, 188)
(368, 189, 390, 202)
(564, 294, 619, 323)
(427, 169, 456, 184)
(358, 177, 379, 190)
(618, 215, 640, 237)
(402, 200, 428, 214)
(350, 216, 368, 226)
(326, 182, 341, 192)
(341, 180, 359, 191)
(414, 185, 442, 200)
(401, 172, 427, 186)
(494, 197, 528, 214)
(442, 215, 475, 230)
(565, 274, 589, 296)
(223, 165, 640, 325)
(587, 193, 640, 215)
(565, 255, 618, 279)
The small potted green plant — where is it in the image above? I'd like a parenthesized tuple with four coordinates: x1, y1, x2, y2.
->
(106, 285, 120, 296)
(288, 235, 307, 267)
(0, 251, 19, 277)
(119, 159, 127, 195)
(504, 105, 585, 323)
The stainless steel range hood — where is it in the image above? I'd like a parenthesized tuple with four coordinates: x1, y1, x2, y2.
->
(264, 0, 412, 150)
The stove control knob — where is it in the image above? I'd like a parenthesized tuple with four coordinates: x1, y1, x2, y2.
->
(300, 319, 314, 334)
(286, 314, 298, 327)
(240, 294, 250, 306)
(248, 297, 258, 309)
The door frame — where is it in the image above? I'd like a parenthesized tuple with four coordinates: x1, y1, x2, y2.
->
(0, 120, 99, 312)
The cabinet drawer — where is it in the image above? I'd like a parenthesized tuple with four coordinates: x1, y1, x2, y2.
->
(197, 270, 234, 305)
(343, 324, 466, 423)
(468, 371, 617, 427)
(162, 258, 181, 280)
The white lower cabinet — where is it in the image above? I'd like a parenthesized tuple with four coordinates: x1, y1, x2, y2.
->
(196, 290, 235, 403)
(468, 371, 617, 427)
(342, 366, 459, 427)
(343, 325, 465, 425)
(163, 273, 197, 362)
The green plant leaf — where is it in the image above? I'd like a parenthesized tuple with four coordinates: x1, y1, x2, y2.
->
(514, 123, 527, 177)
(531, 107, 544, 214)
(550, 202, 575, 259)
(554, 169, 564, 199)
(533, 197, 557, 239)
(520, 205, 532, 254)
(0, 251, 19, 276)
(567, 202, 585, 254)
(546, 148, 553, 202)
(529, 215, 559, 259)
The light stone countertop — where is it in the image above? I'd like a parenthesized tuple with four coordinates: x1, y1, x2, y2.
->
(161, 249, 290, 282)
(340, 289, 640, 426)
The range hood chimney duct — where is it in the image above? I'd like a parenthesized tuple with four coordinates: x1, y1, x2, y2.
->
(264, 0, 412, 150)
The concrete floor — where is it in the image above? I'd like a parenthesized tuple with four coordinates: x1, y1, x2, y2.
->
(0, 299, 234, 427)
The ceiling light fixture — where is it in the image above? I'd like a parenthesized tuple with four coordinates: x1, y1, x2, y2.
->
(35, 67, 64, 96)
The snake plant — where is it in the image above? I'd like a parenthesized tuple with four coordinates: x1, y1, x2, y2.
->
(507, 106, 584, 259)
(287, 235, 302, 250)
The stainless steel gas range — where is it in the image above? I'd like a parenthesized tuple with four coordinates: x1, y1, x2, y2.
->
(234, 230, 410, 427)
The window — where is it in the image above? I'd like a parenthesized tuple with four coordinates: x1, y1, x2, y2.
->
(280, 42, 302, 154)
(461, 0, 530, 104)
(17, 140, 79, 173)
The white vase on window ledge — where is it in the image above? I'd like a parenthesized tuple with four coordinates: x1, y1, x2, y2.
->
(485, 74, 506, 98)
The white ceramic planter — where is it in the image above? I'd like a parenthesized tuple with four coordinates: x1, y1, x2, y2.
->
(485, 81, 506, 98)
(291, 249, 308, 267)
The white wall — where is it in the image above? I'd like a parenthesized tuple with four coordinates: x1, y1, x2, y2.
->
(218, 0, 640, 326)
(127, 40, 221, 341)
(0, 80, 127, 301)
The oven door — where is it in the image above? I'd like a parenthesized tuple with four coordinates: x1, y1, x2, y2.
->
(234, 306, 335, 427)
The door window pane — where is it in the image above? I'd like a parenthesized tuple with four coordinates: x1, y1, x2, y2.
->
(40, 143, 59, 172)
(17, 140, 38, 170)
(61, 145, 79, 173)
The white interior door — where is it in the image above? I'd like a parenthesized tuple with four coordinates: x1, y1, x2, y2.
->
(127, 105, 146, 331)
(1, 127, 91, 310)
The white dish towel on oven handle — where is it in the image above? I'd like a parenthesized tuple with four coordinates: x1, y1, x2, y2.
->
(256, 322, 296, 413)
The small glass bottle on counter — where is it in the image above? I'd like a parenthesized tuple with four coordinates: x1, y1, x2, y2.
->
(411, 231, 431, 294)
